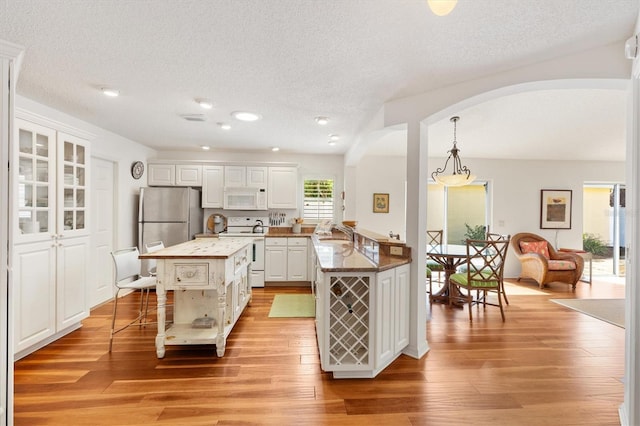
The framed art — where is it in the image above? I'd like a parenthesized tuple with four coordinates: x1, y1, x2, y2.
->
(373, 193, 389, 213)
(540, 189, 572, 229)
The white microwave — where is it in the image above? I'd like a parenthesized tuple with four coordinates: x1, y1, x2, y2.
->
(223, 187, 267, 210)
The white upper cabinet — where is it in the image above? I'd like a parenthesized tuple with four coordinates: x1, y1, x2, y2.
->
(176, 164, 202, 186)
(15, 119, 90, 242)
(15, 120, 56, 243)
(224, 165, 267, 188)
(148, 163, 175, 186)
(246, 166, 268, 187)
(202, 165, 224, 208)
(58, 132, 89, 238)
(148, 163, 202, 186)
(268, 166, 298, 209)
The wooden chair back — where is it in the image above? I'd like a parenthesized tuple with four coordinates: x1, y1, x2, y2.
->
(427, 230, 443, 247)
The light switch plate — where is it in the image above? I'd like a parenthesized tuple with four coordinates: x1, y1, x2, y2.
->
(390, 246, 403, 256)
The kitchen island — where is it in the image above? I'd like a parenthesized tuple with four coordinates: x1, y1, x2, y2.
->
(311, 231, 411, 378)
(139, 237, 253, 358)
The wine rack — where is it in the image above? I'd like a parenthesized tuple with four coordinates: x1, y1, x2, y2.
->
(328, 275, 370, 366)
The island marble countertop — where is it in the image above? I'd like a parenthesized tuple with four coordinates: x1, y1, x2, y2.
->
(312, 236, 410, 272)
(139, 237, 254, 259)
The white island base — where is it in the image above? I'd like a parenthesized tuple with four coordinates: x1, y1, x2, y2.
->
(141, 238, 253, 358)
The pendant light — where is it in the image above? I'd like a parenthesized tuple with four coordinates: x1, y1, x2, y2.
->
(431, 116, 476, 187)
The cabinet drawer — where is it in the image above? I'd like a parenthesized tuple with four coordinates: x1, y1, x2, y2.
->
(173, 263, 209, 287)
(234, 248, 249, 273)
(287, 237, 307, 246)
(266, 237, 287, 246)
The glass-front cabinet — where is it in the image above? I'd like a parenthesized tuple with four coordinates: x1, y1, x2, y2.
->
(17, 121, 55, 238)
(15, 120, 89, 241)
(59, 132, 87, 234)
(12, 116, 91, 359)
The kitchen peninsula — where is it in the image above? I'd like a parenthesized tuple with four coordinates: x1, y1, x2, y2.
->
(312, 230, 411, 378)
(139, 237, 253, 358)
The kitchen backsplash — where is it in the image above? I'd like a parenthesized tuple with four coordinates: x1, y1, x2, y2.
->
(202, 208, 298, 231)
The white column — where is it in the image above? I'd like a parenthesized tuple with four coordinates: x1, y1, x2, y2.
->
(0, 38, 24, 426)
(621, 69, 640, 426)
(402, 119, 429, 359)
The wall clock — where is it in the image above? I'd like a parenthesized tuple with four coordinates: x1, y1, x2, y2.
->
(131, 161, 144, 179)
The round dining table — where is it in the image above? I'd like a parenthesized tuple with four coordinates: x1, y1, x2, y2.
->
(427, 244, 469, 306)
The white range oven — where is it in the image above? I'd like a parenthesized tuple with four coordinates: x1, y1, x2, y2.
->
(218, 216, 268, 287)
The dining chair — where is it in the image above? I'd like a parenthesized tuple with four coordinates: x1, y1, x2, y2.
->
(485, 233, 511, 305)
(448, 237, 510, 322)
(109, 247, 157, 352)
(144, 240, 165, 276)
(426, 230, 445, 289)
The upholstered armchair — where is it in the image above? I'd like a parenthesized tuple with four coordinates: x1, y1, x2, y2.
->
(511, 233, 585, 290)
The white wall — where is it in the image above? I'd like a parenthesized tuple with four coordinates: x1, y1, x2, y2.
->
(453, 158, 625, 277)
(354, 155, 407, 238)
(355, 154, 625, 277)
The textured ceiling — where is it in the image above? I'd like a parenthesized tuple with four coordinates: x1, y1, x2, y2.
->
(0, 0, 638, 160)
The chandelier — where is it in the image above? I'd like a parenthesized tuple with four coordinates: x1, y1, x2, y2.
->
(431, 116, 476, 187)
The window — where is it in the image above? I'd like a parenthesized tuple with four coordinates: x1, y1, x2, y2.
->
(303, 179, 334, 222)
(427, 181, 488, 244)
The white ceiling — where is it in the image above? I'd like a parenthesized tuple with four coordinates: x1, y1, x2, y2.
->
(0, 0, 638, 160)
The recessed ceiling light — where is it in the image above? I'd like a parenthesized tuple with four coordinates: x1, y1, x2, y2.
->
(315, 116, 329, 125)
(329, 134, 340, 141)
(271, 147, 280, 152)
(328, 141, 336, 146)
(231, 111, 262, 122)
(180, 114, 207, 122)
(101, 87, 120, 97)
(196, 99, 213, 109)
(201, 145, 210, 150)
(217, 122, 231, 130)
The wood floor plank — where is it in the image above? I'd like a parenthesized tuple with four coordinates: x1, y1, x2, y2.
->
(13, 278, 626, 425)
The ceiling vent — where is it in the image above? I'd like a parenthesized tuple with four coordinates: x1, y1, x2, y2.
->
(181, 114, 207, 122)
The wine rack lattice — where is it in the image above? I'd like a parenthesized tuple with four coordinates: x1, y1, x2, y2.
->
(328, 275, 370, 366)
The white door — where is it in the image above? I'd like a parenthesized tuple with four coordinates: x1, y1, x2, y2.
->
(90, 157, 115, 306)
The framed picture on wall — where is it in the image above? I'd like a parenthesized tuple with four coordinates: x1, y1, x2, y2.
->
(373, 193, 389, 213)
(540, 189, 572, 229)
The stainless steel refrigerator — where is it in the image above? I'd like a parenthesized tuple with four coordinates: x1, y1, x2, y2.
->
(138, 187, 203, 274)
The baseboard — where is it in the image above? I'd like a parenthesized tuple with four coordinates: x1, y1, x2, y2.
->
(14, 322, 83, 361)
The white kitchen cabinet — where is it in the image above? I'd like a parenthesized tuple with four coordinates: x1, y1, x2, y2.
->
(375, 264, 410, 368)
(176, 164, 202, 186)
(287, 237, 308, 281)
(265, 237, 309, 282)
(268, 166, 297, 209)
(148, 163, 202, 186)
(13, 116, 91, 359)
(148, 163, 175, 186)
(202, 165, 224, 208)
(265, 237, 287, 281)
(224, 165, 267, 188)
(312, 238, 411, 378)
(12, 240, 56, 352)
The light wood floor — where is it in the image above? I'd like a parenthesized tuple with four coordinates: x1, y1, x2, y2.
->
(13, 278, 626, 425)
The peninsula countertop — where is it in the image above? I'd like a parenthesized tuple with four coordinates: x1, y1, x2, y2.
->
(312, 236, 410, 272)
(139, 237, 254, 259)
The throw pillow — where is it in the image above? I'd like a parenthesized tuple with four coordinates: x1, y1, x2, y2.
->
(520, 240, 551, 259)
